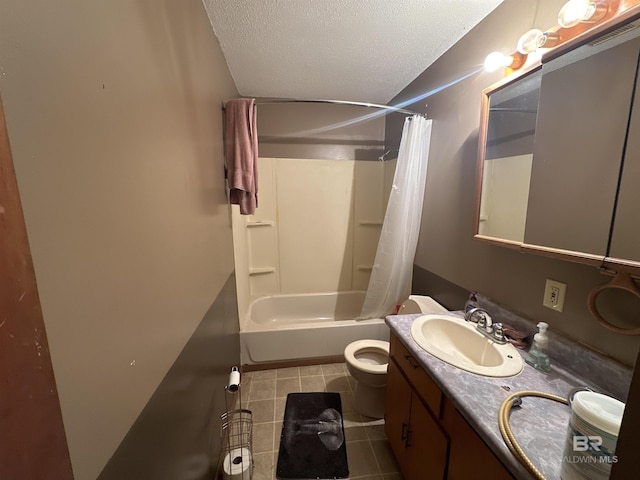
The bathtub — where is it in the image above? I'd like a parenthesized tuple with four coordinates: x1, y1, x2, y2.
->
(240, 291, 390, 365)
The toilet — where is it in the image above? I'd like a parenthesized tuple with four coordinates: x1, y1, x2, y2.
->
(397, 294, 449, 315)
(344, 295, 447, 418)
(344, 339, 390, 418)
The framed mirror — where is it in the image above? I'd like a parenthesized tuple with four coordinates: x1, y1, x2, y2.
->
(475, 8, 640, 271)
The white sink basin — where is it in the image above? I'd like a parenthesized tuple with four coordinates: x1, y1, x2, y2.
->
(410, 314, 523, 377)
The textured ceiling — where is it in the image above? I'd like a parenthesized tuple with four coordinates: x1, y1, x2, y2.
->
(202, 0, 504, 104)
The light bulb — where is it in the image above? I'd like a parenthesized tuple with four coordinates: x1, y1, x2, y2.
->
(558, 0, 594, 27)
(558, 0, 608, 28)
(517, 29, 545, 54)
(517, 29, 561, 54)
(484, 52, 514, 72)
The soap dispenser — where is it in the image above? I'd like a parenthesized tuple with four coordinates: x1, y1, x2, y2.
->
(525, 322, 551, 372)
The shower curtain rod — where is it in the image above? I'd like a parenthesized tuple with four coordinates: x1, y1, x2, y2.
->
(225, 98, 424, 116)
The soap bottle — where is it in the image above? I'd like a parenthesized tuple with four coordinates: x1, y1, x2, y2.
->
(464, 291, 478, 313)
(525, 322, 551, 372)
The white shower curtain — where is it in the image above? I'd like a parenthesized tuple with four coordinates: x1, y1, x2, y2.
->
(359, 115, 432, 319)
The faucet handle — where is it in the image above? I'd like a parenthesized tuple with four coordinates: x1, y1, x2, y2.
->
(493, 323, 505, 342)
(478, 310, 492, 326)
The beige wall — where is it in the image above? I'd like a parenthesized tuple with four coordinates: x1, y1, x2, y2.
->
(0, 1, 238, 479)
(388, 0, 640, 366)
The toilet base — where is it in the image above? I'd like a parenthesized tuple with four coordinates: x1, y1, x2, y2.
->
(353, 381, 386, 419)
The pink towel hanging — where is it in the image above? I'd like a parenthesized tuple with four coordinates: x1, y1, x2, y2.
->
(224, 98, 258, 215)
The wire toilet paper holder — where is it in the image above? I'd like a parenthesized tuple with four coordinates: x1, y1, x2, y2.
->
(218, 367, 253, 479)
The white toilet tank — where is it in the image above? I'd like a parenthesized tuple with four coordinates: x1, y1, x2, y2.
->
(398, 295, 448, 314)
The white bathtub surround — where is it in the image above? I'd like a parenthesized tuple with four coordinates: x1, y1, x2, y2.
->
(231, 157, 396, 326)
(231, 157, 399, 366)
(361, 116, 433, 319)
(240, 291, 389, 365)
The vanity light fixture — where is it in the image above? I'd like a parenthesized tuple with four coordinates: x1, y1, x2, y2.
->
(484, 52, 512, 72)
(484, 51, 526, 72)
(557, 0, 609, 28)
(517, 29, 561, 54)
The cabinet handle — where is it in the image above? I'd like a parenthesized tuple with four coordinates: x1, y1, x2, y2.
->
(401, 422, 408, 441)
(405, 428, 413, 448)
(403, 354, 419, 369)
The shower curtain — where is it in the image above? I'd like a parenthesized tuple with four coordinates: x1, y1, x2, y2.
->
(360, 115, 432, 319)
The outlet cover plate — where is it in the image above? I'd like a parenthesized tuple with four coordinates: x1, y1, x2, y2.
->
(543, 279, 567, 312)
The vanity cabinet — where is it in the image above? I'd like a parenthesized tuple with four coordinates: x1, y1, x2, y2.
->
(385, 333, 515, 480)
(385, 359, 448, 480)
(441, 399, 514, 480)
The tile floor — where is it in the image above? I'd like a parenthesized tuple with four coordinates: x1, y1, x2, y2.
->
(239, 363, 403, 480)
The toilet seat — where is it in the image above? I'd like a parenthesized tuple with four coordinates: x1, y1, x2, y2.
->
(344, 340, 390, 375)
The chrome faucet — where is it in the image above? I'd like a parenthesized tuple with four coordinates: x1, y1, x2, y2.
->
(464, 307, 490, 326)
(464, 307, 507, 344)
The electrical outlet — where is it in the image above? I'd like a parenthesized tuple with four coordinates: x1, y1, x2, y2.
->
(543, 279, 567, 312)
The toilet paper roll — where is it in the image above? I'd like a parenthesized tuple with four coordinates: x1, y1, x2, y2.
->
(228, 367, 240, 392)
(222, 447, 252, 480)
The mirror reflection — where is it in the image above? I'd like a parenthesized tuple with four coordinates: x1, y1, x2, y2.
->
(479, 71, 540, 243)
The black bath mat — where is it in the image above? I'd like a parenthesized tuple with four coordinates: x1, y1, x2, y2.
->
(276, 392, 348, 479)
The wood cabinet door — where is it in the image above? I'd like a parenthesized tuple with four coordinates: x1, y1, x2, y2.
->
(386, 358, 449, 480)
(444, 400, 514, 480)
(385, 358, 412, 469)
(405, 395, 448, 480)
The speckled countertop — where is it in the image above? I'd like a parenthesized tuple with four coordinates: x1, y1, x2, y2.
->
(385, 311, 631, 480)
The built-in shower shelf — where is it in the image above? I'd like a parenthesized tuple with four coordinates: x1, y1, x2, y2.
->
(249, 267, 276, 276)
(359, 220, 383, 226)
(246, 220, 274, 228)
(356, 265, 374, 270)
